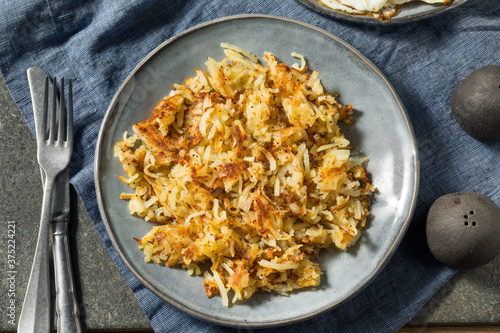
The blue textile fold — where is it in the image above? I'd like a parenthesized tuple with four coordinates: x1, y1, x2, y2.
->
(1, 0, 499, 332)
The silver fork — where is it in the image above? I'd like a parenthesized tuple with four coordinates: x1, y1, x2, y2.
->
(18, 77, 73, 333)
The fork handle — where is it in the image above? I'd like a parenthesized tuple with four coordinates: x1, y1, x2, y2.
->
(18, 176, 55, 333)
(52, 221, 81, 333)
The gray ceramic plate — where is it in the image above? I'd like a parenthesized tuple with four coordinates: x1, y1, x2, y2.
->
(95, 15, 419, 328)
(297, 0, 469, 24)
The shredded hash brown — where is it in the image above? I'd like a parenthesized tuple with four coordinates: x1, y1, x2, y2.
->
(114, 43, 375, 306)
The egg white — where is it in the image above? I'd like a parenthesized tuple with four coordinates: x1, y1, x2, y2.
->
(320, 0, 450, 17)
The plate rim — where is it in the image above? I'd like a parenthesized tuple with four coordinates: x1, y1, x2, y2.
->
(94, 14, 420, 328)
(296, 0, 470, 24)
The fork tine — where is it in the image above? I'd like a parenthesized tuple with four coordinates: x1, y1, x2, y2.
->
(40, 76, 49, 142)
(67, 78, 73, 144)
(58, 77, 65, 143)
(49, 77, 57, 142)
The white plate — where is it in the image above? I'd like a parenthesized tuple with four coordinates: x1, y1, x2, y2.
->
(297, 0, 469, 24)
(95, 15, 419, 328)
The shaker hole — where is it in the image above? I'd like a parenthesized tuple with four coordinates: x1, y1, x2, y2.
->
(472, 221, 477, 227)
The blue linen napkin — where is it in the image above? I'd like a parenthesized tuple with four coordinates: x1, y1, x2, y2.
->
(1, 0, 499, 332)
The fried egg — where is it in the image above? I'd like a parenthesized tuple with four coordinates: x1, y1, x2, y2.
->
(320, 0, 452, 20)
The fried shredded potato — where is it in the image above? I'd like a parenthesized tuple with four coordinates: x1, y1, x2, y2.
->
(114, 44, 375, 306)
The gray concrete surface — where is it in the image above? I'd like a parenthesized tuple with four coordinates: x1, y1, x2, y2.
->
(0, 74, 149, 330)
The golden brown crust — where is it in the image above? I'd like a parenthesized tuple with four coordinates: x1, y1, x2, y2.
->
(114, 47, 375, 306)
